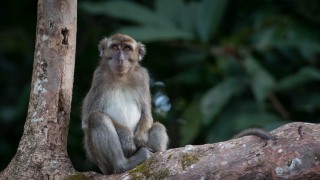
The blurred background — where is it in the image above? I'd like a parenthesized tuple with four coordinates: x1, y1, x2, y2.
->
(1, 0, 320, 173)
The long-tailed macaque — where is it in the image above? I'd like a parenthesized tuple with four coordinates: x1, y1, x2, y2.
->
(81, 33, 168, 174)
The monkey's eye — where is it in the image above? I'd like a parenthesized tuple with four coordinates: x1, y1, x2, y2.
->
(123, 46, 132, 52)
(111, 44, 119, 50)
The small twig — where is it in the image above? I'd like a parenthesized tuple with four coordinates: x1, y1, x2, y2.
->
(268, 92, 291, 119)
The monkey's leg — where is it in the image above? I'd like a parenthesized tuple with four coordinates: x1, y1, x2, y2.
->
(147, 122, 169, 152)
(87, 111, 152, 174)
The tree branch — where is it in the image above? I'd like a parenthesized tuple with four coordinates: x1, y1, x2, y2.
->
(75, 122, 320, 180)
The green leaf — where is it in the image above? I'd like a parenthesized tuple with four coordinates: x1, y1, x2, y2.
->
(244, 56, 275, 103)
(276, 66, 320, 91)
(292, 93, 320, 112)
(253, 26, 277, 50)
(216, 56, 243, 75)
(116, 26, 193, 42)
(196, 0, 228, 44)
(155, 0, 184, 25)
(299, 41, 320, 61)
(180, 101, 202, 146)
(206, 114, 234, 142)
(155, 0, 201, 35)
(200, 78, 246, 124)
(169, 68, 202, 85)
(175, 51, 206, 67)
(178, 2, 200, 33)
(81, 1, 172, 28)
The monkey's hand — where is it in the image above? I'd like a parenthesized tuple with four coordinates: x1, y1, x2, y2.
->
(134, 147, 153, 161)
(134, 131, 149, 148)
(120, 136, 137, 158)
(123, 141, 137, 158)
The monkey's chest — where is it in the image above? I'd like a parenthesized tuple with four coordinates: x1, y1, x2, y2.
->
(104, 89, 141, 131)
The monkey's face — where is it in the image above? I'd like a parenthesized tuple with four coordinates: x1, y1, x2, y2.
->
(99, 34, 146, 76)
(107, 42, 136, 75)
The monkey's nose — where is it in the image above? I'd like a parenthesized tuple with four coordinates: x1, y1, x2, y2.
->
(118, 59, 124, 65)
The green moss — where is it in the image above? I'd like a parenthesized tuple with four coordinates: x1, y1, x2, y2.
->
(181, 154, 199, 170)
(129, 157, 170, 179)
(152, 168, 170, 180)
(130, 161, 151, 178)
(66, 173, 91, 180)
(129, 170, 142, 180)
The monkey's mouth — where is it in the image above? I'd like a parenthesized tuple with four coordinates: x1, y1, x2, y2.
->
(114, 65, 128, 75)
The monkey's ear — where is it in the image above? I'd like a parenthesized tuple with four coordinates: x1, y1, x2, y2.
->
(98, 37, 108, 57)
(137, 42, 146, 61)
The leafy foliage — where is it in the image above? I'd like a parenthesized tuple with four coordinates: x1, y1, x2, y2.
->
(80, 0, 320, 147)
(201, 77, 246, 124)
(244, 55, 276, 103)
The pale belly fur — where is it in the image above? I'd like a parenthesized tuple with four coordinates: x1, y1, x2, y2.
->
(104, 88, 141, 131)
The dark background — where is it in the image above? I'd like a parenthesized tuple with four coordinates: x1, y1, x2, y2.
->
(1, 0, 319, 173)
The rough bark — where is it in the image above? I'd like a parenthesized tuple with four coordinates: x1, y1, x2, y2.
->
(80, 122, 320, 180)
(0, 0, 77, 179)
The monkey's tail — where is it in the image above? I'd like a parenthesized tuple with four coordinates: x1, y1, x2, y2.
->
(233, 128, 273, 140)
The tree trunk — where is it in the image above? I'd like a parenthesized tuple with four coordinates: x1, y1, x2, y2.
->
(0, 0, 77, 179)
(83, 122, 320, 180)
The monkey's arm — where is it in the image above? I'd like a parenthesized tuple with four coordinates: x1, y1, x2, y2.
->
(81, 74, 104, 130)
(134, 72, 153, 148)
(134, 105, 153, 148)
